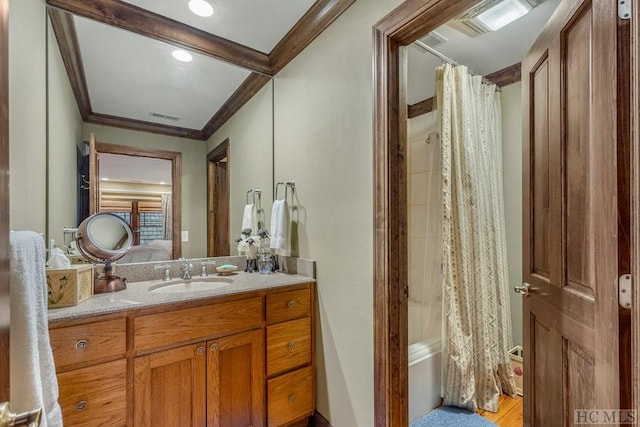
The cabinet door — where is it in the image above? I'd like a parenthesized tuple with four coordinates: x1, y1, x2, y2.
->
(134, 343, 207, 427)
(208, 329, 265, 427)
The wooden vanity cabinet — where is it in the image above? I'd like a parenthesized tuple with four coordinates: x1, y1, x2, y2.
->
(49, 283, 315, 427)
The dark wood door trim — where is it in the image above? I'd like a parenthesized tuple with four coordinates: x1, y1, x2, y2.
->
(372, 1, 481, 425)
(631, 0, 640, 414)
(0, 0, 9, 403)
(93, 141, 182, 259)
(207, 140, 230, 257)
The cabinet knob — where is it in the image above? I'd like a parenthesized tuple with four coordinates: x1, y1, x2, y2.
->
(197, 346, 205, 355)
(288, 395, 296, 404)
(75, 340, 88, 350)
(210, 343, 218, 352)
(75, 401, 88, 412)
(288, 342, 296, 351)
(287, 300, 295, 309)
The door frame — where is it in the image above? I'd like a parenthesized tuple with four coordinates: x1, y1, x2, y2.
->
(372, 2, 482, 425)
(207, 139, 230, 257)
(632, 0, 640, 414)
(92, 141, 182, 259)
(372, 0, 640, 425)
(0, 0, 9, 403)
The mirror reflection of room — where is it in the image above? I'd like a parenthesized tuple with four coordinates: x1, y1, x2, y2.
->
(93, 153, 173, 262)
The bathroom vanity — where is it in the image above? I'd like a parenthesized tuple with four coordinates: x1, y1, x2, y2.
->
(47, 272, 316, 427)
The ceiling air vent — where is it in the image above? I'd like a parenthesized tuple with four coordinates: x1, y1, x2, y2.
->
(150, 112, 181, 121)
(448, 0, 546, 37)
(419, 31, 448, 49)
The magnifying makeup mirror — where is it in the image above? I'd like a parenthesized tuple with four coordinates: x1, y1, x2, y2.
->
(76, 213, 133, 293)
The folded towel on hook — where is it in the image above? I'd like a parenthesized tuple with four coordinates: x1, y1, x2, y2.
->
(10, 231, 63, 427)
(270, 200, 290, 255)
(242, 204, 257, 234)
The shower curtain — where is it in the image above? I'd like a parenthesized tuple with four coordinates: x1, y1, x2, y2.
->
(161, 193, 172, 241)
(437, 64, 517, 412)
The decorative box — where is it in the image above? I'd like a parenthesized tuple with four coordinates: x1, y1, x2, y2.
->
(46, 264, 94, 308)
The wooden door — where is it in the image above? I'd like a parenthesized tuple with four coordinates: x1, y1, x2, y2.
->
(134, 343, 207, 427)
(207, 141, 230, 257)
(522, 0, 622, 425)
(88, 132, 98, 215)
(207, 329, 265, 427)
(213, 161, 230, 255)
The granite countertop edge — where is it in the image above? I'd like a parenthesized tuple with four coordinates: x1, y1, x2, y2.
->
(47, 272, 316, 323)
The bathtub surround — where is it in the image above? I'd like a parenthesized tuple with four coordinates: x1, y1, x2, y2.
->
(438, 64, 516, 412)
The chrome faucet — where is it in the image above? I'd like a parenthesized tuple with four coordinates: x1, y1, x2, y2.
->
(154, 264, 171, 281)
(200, 260, 217, 277)
(179, 258, 193, 280)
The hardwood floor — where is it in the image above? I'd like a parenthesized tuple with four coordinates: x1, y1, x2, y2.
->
(478, 394, 523, 427)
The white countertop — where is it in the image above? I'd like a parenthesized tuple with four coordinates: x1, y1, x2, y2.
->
(48, 271, 315, 322)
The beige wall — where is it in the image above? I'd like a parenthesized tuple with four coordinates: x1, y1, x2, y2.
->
(501, 82, 523, 347)
(84, 123, 208, 258)
(207, 81, 273, 250)
(47, 18, 83, 247)
(9, 0, 47, 234)
(210, 1, 402, 424)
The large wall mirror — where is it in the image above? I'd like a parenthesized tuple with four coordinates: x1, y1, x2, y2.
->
(45, 4, 276, 262)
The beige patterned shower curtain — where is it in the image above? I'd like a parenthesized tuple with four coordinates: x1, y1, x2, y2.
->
(437, 64, 517, 412)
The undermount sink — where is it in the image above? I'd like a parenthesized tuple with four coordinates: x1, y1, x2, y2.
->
(149, 278, 233, 294)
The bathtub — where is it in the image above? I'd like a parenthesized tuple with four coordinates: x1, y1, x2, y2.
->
(408, 299, 442, 422)
(409, 339, 442, 422)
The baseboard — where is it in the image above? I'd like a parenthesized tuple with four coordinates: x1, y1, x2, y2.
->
(309, 411, 332, 426)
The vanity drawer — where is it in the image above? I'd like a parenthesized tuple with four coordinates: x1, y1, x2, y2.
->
(50, 318, 126, 369)
(267, 317, 311, 376)
(134, 297, 263, 352)
(266, 288, 310, 324)
(267, 366, 313, 427)
(57, 359, 127, 427)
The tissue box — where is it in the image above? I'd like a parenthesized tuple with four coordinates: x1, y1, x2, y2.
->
(46, 265, 94, 308)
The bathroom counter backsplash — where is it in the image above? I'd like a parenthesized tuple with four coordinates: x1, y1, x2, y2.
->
(48, 256, 316, 322)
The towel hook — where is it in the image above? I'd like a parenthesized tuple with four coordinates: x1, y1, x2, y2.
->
(275, 181, 295, 202)
(246, 188, 262, 206)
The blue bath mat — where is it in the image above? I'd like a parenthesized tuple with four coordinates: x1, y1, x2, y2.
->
(410, 406, 498, 427)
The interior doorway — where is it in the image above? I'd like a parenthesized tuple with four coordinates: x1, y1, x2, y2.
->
(373, 0, 637, 425)
(207, 140, 230, 257)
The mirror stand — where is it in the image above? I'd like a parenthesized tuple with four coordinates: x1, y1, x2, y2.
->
(94, 262, 127, 293)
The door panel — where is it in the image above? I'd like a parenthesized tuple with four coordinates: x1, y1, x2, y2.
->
(523, 0, 620, 425)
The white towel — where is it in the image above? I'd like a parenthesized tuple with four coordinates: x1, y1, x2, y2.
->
(270, 200, 290, 255)
(10, 231, 63, 427)
(242, 204, 257, 234)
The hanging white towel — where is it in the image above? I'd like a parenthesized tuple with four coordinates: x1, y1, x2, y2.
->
(10, 231, 63, 427)
(242, 204, 257, 234)
(270, 200, 290, 255)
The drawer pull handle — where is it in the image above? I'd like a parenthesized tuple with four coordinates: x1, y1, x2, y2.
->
(288, 342, 296, 351)
(210, 343, 218, 352)
(75, 340, 88, 350)
(197, 346, 205, 355)
(76, 401, 88, 412)
(287, 300, 295, 309)
(289, 395, 296, 404)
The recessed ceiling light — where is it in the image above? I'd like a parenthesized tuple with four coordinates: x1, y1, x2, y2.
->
(188, 0, 214, 17)
(101, 177, 109, 181)
(172, 49, 193, 62)
(159, 181, 167, 185)
(477, 0, 531, 31)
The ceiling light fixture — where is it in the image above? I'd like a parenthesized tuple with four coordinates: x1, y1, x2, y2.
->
(101, 177, 109, 181)
(188, 0, 214, 17)
(172, 49, 193, 62)
(477, 0, 531, 31)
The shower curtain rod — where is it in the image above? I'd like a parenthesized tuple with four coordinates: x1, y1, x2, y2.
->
(413, 40, 500, 90)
